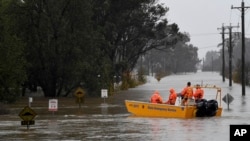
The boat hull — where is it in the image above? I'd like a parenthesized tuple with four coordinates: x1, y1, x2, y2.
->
(125, 100, 222, 118)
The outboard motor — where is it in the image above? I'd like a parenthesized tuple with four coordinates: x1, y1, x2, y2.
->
(195, 99, 207, 117)
(206, 99, 218, 117)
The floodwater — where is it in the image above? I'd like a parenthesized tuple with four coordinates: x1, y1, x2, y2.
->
(1, 71, 250, 141)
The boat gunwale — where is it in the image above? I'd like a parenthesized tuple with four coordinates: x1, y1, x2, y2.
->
(125, 100, 195, 108)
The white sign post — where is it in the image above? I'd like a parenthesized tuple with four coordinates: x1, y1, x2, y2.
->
(101, 89, 108, 103)
(28, 97, 33, 107)
(48, 99, 58, 114)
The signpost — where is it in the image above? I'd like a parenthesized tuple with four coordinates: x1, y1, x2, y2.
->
(222, 93, 234, 110)
(19, 106, 37, 129)
(29, 97, 33, 107)
(49, 99, 58, 115)
(74, 87, 85, 109)
(101, 89, 108, 103)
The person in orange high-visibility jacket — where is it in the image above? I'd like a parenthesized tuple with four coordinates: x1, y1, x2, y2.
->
(181, 82, 193, 105)
(150, 90, 163, 104)
(165, 88, 177, 105)
(194, 84, 204, 102)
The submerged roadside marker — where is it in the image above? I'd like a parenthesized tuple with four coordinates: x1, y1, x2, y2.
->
(19, 106, 37, 129)
(49, 99, 58, 115)
(101, 89, 108, 103)
(222, 93, 234, 110)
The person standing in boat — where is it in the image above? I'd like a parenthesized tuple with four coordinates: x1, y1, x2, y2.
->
(150, 90, 163, 104)
(165, 88, 177, 105)
(194, 84, 204, 102)
(180, 82, 193, 105)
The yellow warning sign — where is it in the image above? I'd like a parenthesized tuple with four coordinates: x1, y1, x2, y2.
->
(74, 87, 85, 98)
(18, 106, 37, 121)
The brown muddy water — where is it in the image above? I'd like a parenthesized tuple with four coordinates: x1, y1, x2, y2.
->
(1, 71, 250, 141)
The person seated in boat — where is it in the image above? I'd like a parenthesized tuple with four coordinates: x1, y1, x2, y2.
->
(165, 88, 177, 105)
(180, 82, 193, 106)
(150, 90, 163, 104)
(194, 84, 204, 102)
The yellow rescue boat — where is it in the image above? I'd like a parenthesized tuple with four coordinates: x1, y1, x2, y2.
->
(125, 84, 223, 118)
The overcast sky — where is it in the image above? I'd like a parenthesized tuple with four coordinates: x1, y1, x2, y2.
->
(159, 0, 250, 59)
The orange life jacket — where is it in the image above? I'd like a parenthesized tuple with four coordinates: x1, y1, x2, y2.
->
(166, 92, 177, 105)
(181, 86, 193, 99)
(150, 92, 163, 103)
(194, 88, 204, 100)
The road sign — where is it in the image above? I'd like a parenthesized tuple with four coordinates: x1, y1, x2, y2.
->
(49, 99, 58, 111)
(74, 87, 85, 98)
(222, 93, 234, 104)
(19, 106, 37, 121)
(101, 89, 108, 98)
(21, 120, 35, 125)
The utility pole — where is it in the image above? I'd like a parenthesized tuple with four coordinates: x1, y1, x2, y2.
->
(223, 24, 239, 87)
(228, 25, 233, 87)
(218, 24, 225, 82)
(232, 0, 250, 96)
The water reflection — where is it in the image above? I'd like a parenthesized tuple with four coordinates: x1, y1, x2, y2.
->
(100, 103, 108, 115)
(241, 96, 246, 106)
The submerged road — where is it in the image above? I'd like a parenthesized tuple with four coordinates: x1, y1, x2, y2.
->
(0, 71, 250, 141)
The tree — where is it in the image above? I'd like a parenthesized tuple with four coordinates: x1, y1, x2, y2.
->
(0, 0, 200, 99)
(231, 37, 250, 85)
(92, 0, 183, 89)
(203, 51, 220, 72)
(0, 0, 26, 103)
(11, 0, 96, 97)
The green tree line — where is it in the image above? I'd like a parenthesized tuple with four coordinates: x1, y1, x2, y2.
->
(0, 0, 199, 103)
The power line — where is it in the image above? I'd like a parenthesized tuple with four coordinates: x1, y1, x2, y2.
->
(190, 33, 219, 37)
